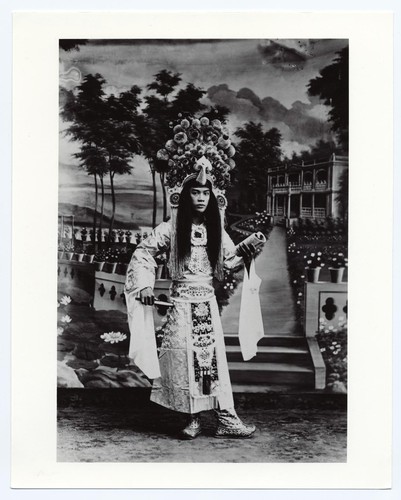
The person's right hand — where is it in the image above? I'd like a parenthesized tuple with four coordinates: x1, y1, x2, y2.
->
(140, 287, 155, 306)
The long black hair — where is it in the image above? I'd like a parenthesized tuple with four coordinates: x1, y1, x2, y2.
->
(176, 178, 222, 270)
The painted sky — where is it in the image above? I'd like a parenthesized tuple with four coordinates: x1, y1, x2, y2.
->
(59, 39, 348, 224)
(60, 38, 348, 159)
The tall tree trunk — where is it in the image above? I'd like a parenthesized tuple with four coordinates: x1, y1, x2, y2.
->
(93, 173, 99, 250)
(160, 172, 167, 221)
(150, 161, 157, 228)
(108, 170, 116, 243)
(99, 175, 105, 249)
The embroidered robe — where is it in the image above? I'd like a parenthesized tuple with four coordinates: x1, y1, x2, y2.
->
(124, 220, 243, 414)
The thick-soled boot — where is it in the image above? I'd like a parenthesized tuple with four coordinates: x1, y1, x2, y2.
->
(179, 414, 202, 440)
(214, 408, 256, 439)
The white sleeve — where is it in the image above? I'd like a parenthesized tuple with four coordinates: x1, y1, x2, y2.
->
(124, 221, 171, 295)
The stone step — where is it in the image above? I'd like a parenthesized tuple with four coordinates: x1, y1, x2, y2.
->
(224, 335, 307, 348)
(228, 361, 315, 386)
(225, 344, 311, 365)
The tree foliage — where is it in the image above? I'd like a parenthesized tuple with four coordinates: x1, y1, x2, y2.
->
(234, 122, 283, 211)
(288, 139, 340, 164)
(60, 74, 142, 241)
(59, 39, 88, 52)
(308, 47, 349, 152)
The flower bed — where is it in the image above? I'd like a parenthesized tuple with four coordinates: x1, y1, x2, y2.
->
(287, 220, 348, 326)
(316, 319, 347, 392)
(290, 217, 347, 244)
(286, 218, 348, 392)
(227, 210, 272, 245)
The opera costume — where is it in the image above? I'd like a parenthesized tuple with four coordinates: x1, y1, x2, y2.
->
(124, 115, 265, 439)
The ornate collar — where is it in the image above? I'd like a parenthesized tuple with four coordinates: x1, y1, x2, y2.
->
(191, 223, 207, 246)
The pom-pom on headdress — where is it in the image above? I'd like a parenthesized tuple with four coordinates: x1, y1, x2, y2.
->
(156, 115, 236, 280)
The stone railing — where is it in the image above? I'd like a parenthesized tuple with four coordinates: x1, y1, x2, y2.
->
(58, 227, 142, 244)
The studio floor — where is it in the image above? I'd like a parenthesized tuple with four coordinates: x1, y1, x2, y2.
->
(57, 389, 347, 463)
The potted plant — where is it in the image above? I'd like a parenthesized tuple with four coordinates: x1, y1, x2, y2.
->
(83, 244, 95, 263)
(328, 252, 348, 283)
(64, 241, 75, 261)
(103, 248, 119, 273)
(74, 242, 85, 262)
(80, 227, 88, 242)
(125, 230, 133, 244)
(303, 251, 325, 283)
(94, 249, 107, 271)
(116, 249, 132, 275)
(109, 230, 117, 243)
(58, 242, 64, 260)
(118, 229, 125, 243)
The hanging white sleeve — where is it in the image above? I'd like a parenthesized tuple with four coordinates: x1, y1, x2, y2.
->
(125, 291, 161, 379)
(238, 258, 264, 361)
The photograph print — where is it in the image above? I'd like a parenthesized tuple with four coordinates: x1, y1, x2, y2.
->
(57, 38, 349, 463)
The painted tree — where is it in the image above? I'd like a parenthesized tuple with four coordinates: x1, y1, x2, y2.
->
(100, 88, 142, 239)
(234, 122, 283, 212)
(59, 39, 88, 52)
(307, 47, 349, 152)
(307, 48, 349, 226)
(288, 139, 340, 164)
(60, 73, 108, 246)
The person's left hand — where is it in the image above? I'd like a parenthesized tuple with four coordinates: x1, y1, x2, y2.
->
(236, 241, 255, 259)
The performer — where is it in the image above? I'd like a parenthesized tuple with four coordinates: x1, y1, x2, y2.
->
(124, 116, 264, 439)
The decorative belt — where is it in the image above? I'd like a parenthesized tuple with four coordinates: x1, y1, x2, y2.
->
(170, 280, 214, 302)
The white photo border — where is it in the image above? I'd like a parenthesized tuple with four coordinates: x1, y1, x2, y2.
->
(11, 9, 393, 490)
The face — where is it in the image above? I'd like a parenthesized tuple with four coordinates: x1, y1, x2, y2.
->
(189, 186, 210, 214)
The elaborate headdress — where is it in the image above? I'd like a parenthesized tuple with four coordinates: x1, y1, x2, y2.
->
(156, 115, 236, 280)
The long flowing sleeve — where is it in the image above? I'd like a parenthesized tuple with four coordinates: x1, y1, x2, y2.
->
(124, 221, 171, 379)
(222, 229, 244, 272)
(125, 221, 171, 295)
(222, 229, 265, 360)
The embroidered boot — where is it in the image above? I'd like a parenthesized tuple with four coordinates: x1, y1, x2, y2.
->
(214, 408, 256, 439)
(179, 414, 202, 440)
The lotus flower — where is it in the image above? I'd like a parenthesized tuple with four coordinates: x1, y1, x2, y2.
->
(60, 315, 72, 324)
(59, 295, 71, 306)
(100, 331, 127, 344)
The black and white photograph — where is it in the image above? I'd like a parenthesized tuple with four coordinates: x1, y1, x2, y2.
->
(9, 9, 394, 491)
(57, 37, 349, 463)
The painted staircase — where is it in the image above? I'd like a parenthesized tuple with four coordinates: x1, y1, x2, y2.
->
(225, 334, 316, 392)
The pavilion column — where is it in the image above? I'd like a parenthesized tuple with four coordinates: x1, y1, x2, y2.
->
(287, 193, 291, 218)
(272, 194, 275, 215)
(312, 193, 315, 218)
(299, 193, 303, 218)
(326, 193, 331, 217)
